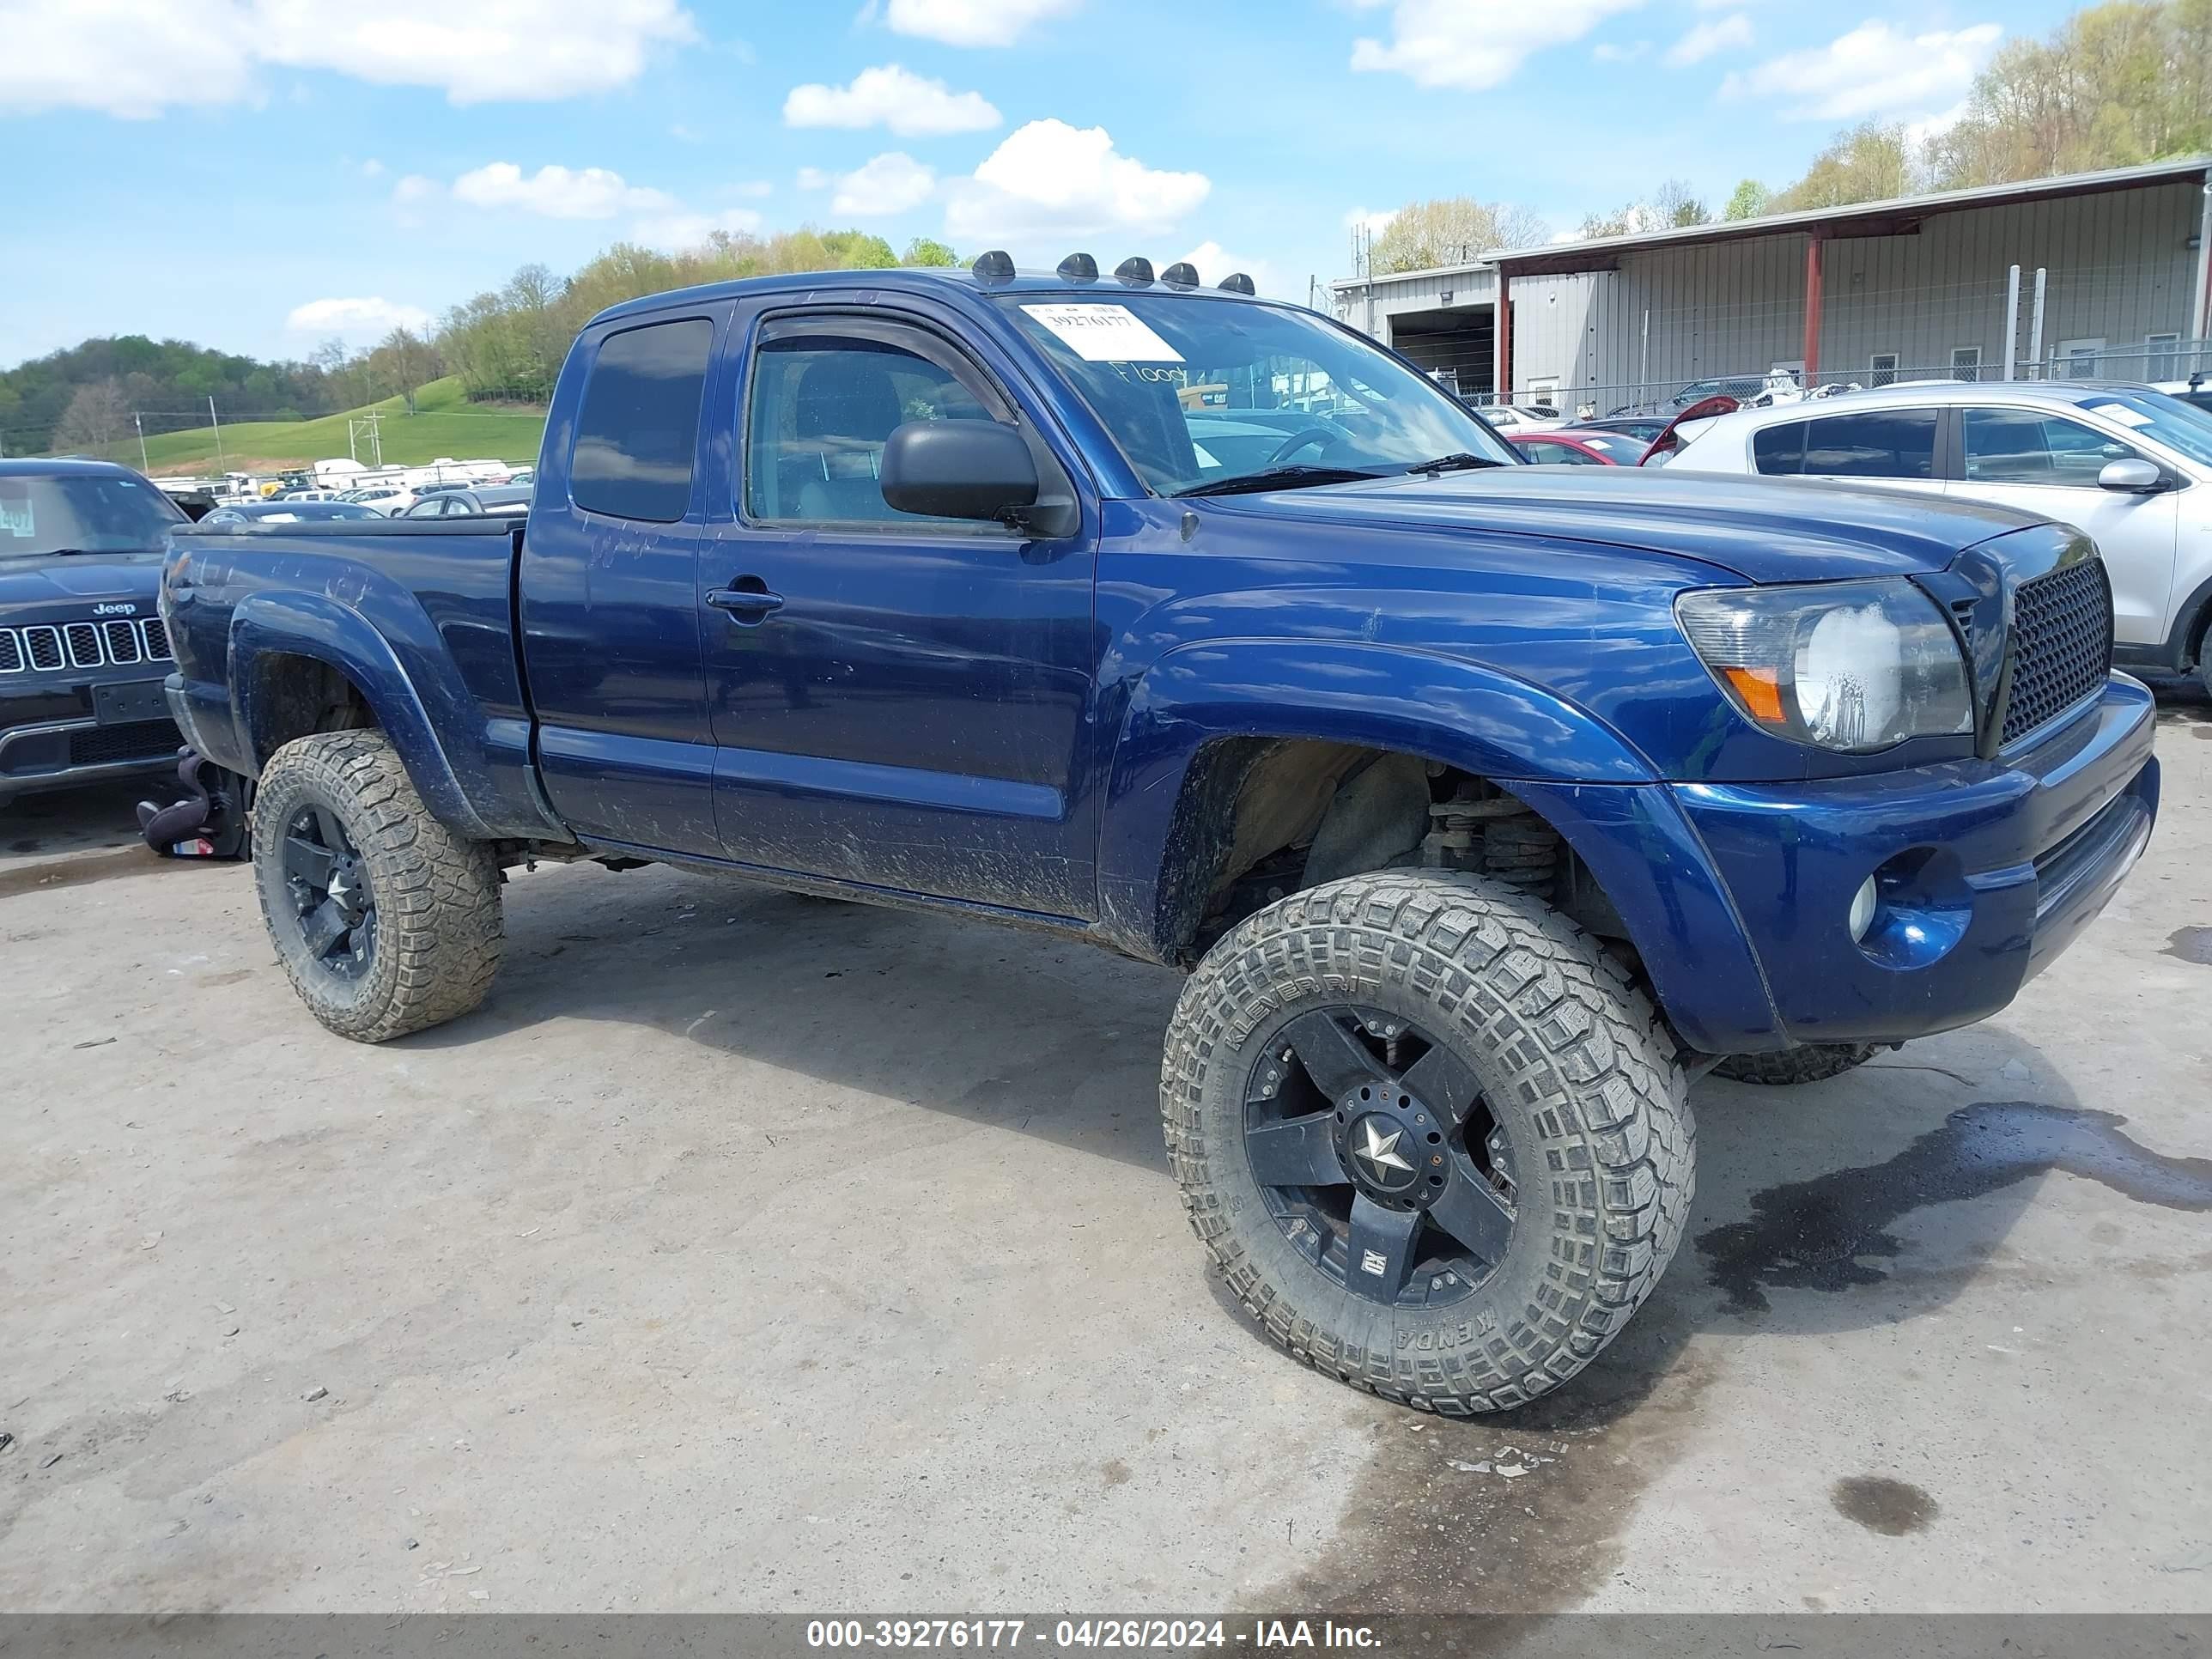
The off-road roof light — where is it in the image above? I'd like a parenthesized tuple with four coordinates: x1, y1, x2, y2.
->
(1115, 257, 1154, 285)
(1217, 272, 1255, 295)
(1160, 262, 1199, 289)
(971, 249, 1016, 284)
(1056, 252, 1098, 282)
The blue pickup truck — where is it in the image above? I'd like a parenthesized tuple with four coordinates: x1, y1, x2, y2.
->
(161, 258, 2159, 1414)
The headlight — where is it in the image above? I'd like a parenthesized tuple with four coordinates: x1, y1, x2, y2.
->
(1675, 580, 1973, 752)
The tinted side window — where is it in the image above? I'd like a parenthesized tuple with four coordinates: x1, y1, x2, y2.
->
(744, 327, 1001, 526)
(1800, 410, 1937, 479)
(1963, 408, 2141, 485)
(571, 317, 713, 523)
(1752, 422, 1805, 475)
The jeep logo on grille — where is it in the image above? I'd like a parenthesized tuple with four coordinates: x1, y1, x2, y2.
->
(92, 602, 138, 617)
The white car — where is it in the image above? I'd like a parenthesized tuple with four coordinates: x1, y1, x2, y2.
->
(340, 484, 416, 514)
(1471, 403, 1566, 434)
(1668, 380, 2212, 693)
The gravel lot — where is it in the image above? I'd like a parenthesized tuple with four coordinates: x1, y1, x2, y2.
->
(3, 688, 2209, 1615)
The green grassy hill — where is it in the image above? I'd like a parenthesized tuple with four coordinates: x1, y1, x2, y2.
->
(112, 378, 546, 476)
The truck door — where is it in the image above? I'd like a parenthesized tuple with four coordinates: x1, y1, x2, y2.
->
(520, 311, 725, 856)
(698, 303, 1099, 920)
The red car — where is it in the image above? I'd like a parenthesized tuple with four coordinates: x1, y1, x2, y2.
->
(1505, 428, 1653, 466)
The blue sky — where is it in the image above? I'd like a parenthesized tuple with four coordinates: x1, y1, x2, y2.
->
(1, 0, 2081, 368)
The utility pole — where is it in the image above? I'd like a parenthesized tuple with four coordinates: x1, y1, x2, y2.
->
(209, 396, 226, 471)
(136, 414, 150, 474)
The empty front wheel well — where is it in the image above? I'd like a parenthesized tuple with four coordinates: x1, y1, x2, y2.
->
(1158, 737, 1630, 965)
(246, 653, 378, 769)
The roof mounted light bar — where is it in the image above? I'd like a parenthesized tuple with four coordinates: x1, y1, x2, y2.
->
(969, 249, 1255, 295)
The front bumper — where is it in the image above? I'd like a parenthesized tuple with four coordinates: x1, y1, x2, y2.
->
(1672, 672, 2158, 1048)
(0, 714, 184, 799)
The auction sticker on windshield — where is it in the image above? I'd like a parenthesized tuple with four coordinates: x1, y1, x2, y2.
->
(0, 488, 33, 538)
(1020, 304, 1183, 363)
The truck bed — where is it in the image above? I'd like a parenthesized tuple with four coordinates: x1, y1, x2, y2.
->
(162, 514, 561, 842)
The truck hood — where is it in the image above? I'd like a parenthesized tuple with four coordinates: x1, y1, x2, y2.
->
(0, 550, 164, 622)
(1208, 466, 2049, 584)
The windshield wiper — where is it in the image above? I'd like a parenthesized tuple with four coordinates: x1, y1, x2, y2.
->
(1401, 453, 1506, 476)
(1173, 465, 1382, 499)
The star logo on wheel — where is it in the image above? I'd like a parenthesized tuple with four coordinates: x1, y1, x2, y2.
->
(1354, 1120, 1414, 1181)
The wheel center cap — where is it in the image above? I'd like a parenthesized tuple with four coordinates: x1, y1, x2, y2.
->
(1346, 1112, 1420, 1194)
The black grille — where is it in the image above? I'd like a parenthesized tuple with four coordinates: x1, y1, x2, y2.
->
(68, 719, 180, 767)
(24, 627, 62, 670)
(64, 622, 101, 667)
(103, 619, 143, 664)
(2002, 559, 2112, 745)
(142, 617, 171, 659)
(0, 631, 19, 674)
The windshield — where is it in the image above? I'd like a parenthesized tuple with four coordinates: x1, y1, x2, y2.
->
(0, 471, 185, 559)
(2076, 390, 2212, 469)
(997, 295, 1516, 495)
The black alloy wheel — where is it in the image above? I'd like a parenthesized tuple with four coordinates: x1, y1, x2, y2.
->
(1243, 1003, 1518, 1309)
(279, 801, 378, 980)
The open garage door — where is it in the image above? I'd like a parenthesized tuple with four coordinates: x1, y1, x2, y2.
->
(1386, 306, 1494, 401)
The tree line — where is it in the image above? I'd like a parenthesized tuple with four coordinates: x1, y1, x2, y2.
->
(1368, 0, 2212, 273)
(9, 227, 960, 457)
(437, 229, 958, 404)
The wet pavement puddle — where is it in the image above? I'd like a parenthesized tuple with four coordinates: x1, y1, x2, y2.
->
(1698, 1103, 2212, 1314)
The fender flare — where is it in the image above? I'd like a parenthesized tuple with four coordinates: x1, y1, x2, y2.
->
(1097, 638, 1651, 941)
(228, 591, 499, 841)
(1091, 638, 1784, 1052)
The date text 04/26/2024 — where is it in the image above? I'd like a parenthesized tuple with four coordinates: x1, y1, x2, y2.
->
(804, 1621, 1383, 1650)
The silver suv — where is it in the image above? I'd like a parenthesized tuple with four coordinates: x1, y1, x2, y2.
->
(1669, 380, 2212, 693)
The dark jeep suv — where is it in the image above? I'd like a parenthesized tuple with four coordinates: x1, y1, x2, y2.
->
(0, 459, 186, 806)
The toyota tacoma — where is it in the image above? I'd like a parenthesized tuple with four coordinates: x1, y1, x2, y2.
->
(158, 255, 2159, 1413)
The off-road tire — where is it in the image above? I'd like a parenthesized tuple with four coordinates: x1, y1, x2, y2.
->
(1713, 1042, 1878, 1085)
(252, 731, 502, 1042)
(1161, 871, 1694, 1414)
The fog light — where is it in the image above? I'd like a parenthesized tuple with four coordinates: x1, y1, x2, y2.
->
(1848, 876, 1878, 943)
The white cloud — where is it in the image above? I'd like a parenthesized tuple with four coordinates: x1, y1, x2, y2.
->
(1351, 0, 1644, 91)
(732, 179, 775, 198)
(944, 119, 1208, 242)
(1664, 12, 1749, 66)
(358, 157, 386, 178)
(1175, 241, 1277, 299)
(285, 296, 432, 338)
(783, 64, 1000, 135)
(633, 206, 768, 249)
(815, 153, 939, 216)
(0, 0, 697, 117)
(392, 173, 441, 204)
(1722, 21, 2002, 121)
(448, 161, 675, 219)
(883, 0, 1080, 47)
(796, 167, 835, 190)
(1593, 40, 1650, 62)
(0, 0, 257, 118)
(1343, 204, 1399, 238)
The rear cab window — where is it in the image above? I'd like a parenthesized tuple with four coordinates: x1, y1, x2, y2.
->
(570, 317, 714, 521)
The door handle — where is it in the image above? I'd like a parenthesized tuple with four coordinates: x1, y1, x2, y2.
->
(707, 581, 786, 623)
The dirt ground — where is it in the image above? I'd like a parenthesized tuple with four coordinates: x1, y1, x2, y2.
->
(3, 687, 2209, 1615)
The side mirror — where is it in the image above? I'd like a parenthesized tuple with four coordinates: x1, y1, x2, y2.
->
(881, 420, 1038, 523)
(2098, 458, 2165, 494)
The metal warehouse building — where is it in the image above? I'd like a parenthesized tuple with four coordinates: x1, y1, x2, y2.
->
(1332, 158, 2212, 416)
